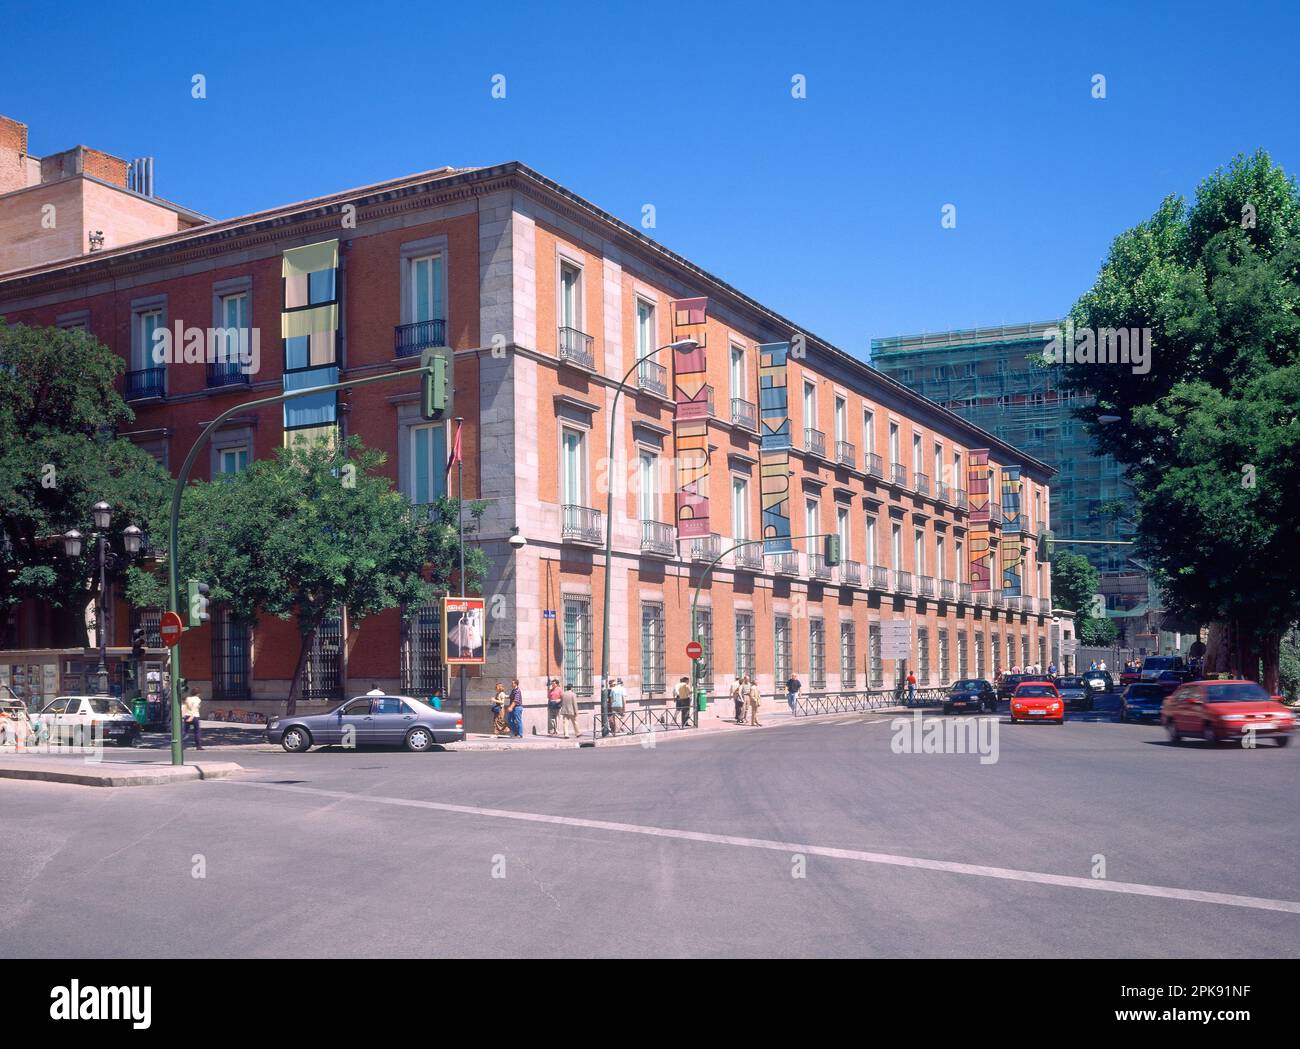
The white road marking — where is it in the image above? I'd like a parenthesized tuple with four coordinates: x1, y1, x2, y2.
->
(225, 778, 1300, 916)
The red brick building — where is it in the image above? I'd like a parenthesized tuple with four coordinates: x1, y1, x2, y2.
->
(0, 152, 1056, 731)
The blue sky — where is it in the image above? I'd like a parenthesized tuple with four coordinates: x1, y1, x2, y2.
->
(5, 0, 1298, 359)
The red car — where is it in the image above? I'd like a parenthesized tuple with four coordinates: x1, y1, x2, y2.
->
(1010, 682, 1064, 725)
(1163, 680, 1295, 747)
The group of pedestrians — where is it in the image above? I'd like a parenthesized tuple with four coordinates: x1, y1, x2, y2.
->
(729, 676, 764, 725)
(545, 678, 582, 738)
(491, 679, 526, 738)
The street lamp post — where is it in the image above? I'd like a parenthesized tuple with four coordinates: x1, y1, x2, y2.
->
(63, 503, 143, 696)
(597, 339, 697, 737)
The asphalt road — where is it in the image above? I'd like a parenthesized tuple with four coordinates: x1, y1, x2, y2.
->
(3, 695, 1297, 958)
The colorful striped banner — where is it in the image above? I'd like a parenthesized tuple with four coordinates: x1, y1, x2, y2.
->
(671, 298, 711, 538)
(757, 341, 792, 553)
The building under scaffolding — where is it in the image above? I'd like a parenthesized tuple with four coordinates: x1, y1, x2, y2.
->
(871, 322, 1173, 651)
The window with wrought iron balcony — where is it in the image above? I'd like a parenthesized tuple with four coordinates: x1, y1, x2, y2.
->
(894, 569, 913, 594)
(731, 397, 757, 432)
(809, 553, 833, 581)
(772, 550, 801, 575)
(952, 487, 968, 510)
(835, 440, 855, 469)
(640, 520, 675, 557)
(733, 544, 765, 572)
(395, 318, 447, 358)
(865, 452, 883, 479)
(840, 560, 862, 587)
(988, 502, 1004, 526)
(125, 367, 166, 401)
(939, 578, 956, 601)
(870, 564, 890, 589)
(914, 472, 930, 497)
(959, 582, 972, 603)
(917, 575, 935, 598)
(561, 503, 603, 544)
(804, 427, 826, 458)
(689, 532, 722, 562)
(891, 461, 908, 487)
(557, 325, 596, 370)
(637, 359, 669, 398)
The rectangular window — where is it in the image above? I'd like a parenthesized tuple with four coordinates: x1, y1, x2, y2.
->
(731, 475, 750, 541)
(694, 608, 714, 686)
(976, 633, 986, 680)
(774, 615, 791, 686)
(410, 254, 446, 324)
(401, 601, 443, 696)
(891, 524, 902, 570)
(863, 409, 875, 455)
(866, 517, 877, 566)
(889, 422, 900, 463)
(410, 422, 447, 504)
(210, 607, 251, 702)
(1023, 636, 1031, 669)
(809, 619, 826, 689)
(562, 597, 593, 696)
(912, 432, 923, 474)
(992, 635, 1002, 676)
(958, 630, 969, 678)
(217, 292, 249, 367)
(636, 298, 655, 375)
(640, 602, 665, 695)
(834, 396, 847, 443)
(303, 610, 342, 703)
(917, 625, 930, 685)
(561, 427, 586, 506)
(1007, 637, 1016, 670)
(730, 344, 746, 400)
(1038, 638, 1047, 670)
(836, 507, 850, 559)
(803, 381, 816, 427)
(938, 628, 950, 685)
(560, 261, 583, 331)
(805, 499, 819, 551)
(638, 451, 658, 523)
(840, 621, 856, 688)
(218, 447, 249, 476)
(734, 611, 756, 681)
(936, 535, 946, 581)
(869, 623, 883, 687)
(134, 308, 163, 371)
(955, 537, 964, 583)
(933, 441, 943, 488)
(914, 530, 925, 576)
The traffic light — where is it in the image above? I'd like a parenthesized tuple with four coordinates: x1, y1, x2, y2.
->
(1036, 530, 1054, 563)
(187, 579, 210, 627)
(131, 626, 146, 660)
(421, 347, 450, 421)
(824, 534, 841, 567)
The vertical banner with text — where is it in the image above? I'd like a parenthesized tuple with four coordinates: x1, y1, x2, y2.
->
(1001, 465, 1023, 595)
(757, 341, 793, 553)
(968, 449, 992, 591)
(671, 298, 711, 538)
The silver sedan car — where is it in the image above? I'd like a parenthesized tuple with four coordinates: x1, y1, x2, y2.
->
(267, 695, 463, 753)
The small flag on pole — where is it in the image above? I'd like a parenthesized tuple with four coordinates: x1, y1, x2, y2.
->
(446, 419, 463, 480)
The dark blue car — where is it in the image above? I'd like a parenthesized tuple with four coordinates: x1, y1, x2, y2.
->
(1120, 683, 1166, 723)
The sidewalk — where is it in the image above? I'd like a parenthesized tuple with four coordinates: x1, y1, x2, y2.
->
(0, 748, 243, 787)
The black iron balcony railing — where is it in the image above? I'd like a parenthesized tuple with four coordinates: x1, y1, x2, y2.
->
(772, 551, 801, 576)
(731, 397, 757, 431)
(835, 440, 855, 468)
(960, 582, 972, 603)
(865, 452, 883, 479)
(637, 360, 669, 398)
(918, 575, 935, 598)
(640, 520, 675, 557)
(895, 569, 913, 594)
(1004, 595, 1023, 613)
(394, 319, 447, 358)
(206, 360, 249, 388)
(870, 565, 890, 589)
(914, 472, 930, 497)
(809, 553, 833, 581)
(558, 326, 596, 369)
(974, 590, 990, 607)
(125, 367, 165, 400)
(891, 462, 908, 487)
(841, 560, 862, 587)
(690, 532, 722, 562)
(804, 428, 826, 458)
(953, 488, 969, 510)
(734, 545, 765, 571)
(936, 481, 950, 504)
(989, 502, 1004, 526)
(561, 504, 603, 543)
(939, 579, 956, 602)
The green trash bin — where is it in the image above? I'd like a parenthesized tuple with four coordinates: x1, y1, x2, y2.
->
(132, 698, 148, 725)
(696, 688, 708, 712)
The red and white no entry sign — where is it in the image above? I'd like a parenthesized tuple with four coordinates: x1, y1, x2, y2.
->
(160, 611, 184, 648)
(686, 641, 703, 661)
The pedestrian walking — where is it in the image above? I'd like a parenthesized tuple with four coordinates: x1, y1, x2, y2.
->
(732, 677, 746, 724)
(507, 679, 525, 737)
(546, 678, 562, 736)
(609, 678, 627, 733)
(1048, 661, 1057, 676)
(906, 671, 916, 705)
(674, 677, 692, 727)
(491, 682, 509, 736)
(748, 678, 763, 726)
(785, 674, 802, 713)
(560, 683, 581, 738)
(182, 685, 203, 750)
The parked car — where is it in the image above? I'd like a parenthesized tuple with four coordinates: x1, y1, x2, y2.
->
(1053, 675, 1093, 711)
(1162, 680, 1295, 747)
(1009, 682, 1064, 724)
(1119, 683, 1166, 722)
(1080, 669, 1114, 695)
(31, 695, 141, 746)
(943, 679, 997, 714)
(1119, 663, 1143, 688)
(267, 694, 464, 753)
(1140, 655, 1189, 685)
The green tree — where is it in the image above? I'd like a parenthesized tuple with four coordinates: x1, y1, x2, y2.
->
(128, 436, 485, 713)
(1057, 151, 1300, 689)
(0, 321, 171, 644)
(1050, 550, 1115, 645)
